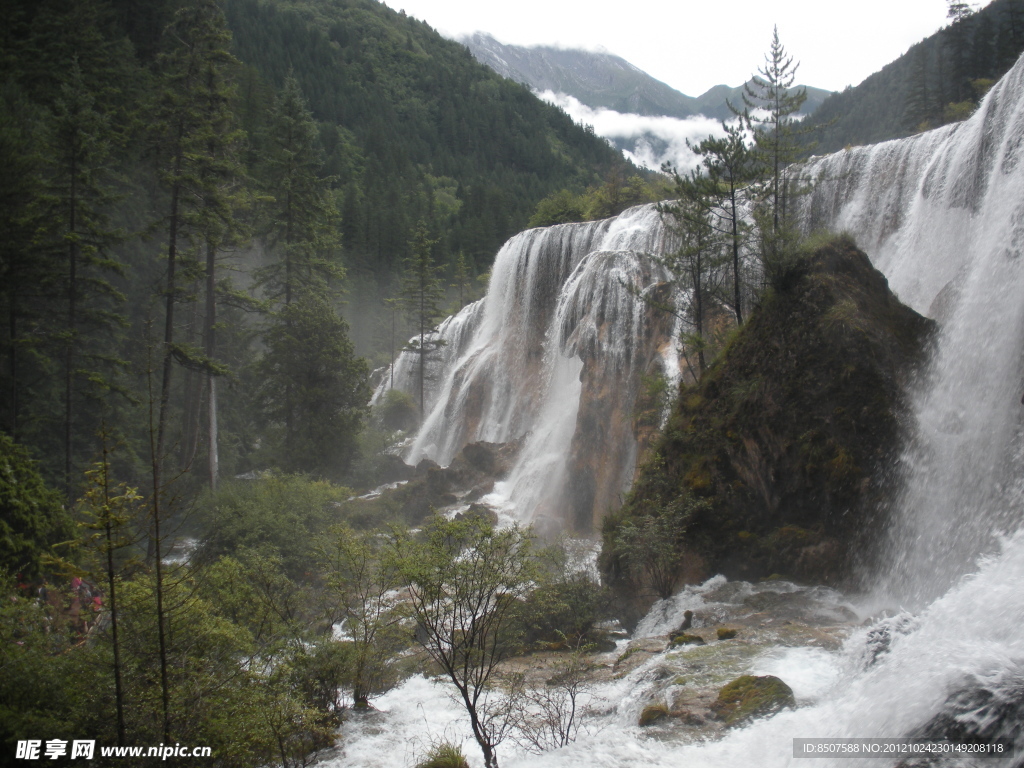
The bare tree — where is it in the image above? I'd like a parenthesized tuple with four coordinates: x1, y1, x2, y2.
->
(515, 636, 600, 754)
(396, 518, 535, 768)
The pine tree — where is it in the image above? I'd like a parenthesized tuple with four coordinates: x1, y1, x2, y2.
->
(657, 187, 727, 377)
(946, 1, 975, 102)
(997, 0, 1024, 69)
(400, 221, 446, 416)
(736, 27, 814, 289)
(450, 250, 472, 311)
(188, 25, 248, 492)
(39, 59, 126, 499)
(257, 75, 342, 308)
(255, 289, 369, 479)
(903, 46, 934, 131)
(683, 121, 755, 325)
(0, 83, 48, 445)
(738, 26, 808, 236)
(149, 0, 240, 740)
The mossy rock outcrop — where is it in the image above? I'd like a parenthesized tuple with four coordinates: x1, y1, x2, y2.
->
(638, 702, 670, 726)
(601, 236, 934, 616)
(341, 439, 522, 527)
(711, 675, 796, 725)
(670, 633, 706, 647)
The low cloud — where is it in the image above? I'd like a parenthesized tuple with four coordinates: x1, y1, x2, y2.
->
(537, 91, 728, 172)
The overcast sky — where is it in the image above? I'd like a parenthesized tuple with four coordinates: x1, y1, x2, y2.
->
(393, 0, 989, 96)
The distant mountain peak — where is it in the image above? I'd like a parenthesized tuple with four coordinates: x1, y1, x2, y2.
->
(459, 32, 832, 122)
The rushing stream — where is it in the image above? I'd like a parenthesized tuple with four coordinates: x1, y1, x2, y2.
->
(348, 53, 1024, 766)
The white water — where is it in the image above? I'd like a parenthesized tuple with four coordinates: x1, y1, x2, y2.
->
(802, 54, 1024, 605)
(380, 204, 680, 531)
(345, 54, 1024, 767)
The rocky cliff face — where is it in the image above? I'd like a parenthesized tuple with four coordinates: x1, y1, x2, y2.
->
(601, 236, 934, 612)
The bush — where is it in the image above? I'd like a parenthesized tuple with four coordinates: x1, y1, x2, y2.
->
(375, 389, 418, 432)
(515, 540, 612, 648)
(191, 474, 351, 579)
(0, 434, 74, 579)
(417, 741, 470, 768)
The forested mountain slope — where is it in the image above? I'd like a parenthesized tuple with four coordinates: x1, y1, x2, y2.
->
(804, 0, 1024, 152)
(0, 0, 627, 496)
(222, 1, 626, 282)
(462, 32, 832, 122)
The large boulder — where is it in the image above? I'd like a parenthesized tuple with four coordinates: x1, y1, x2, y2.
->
(711, 675, 796, 726)
(602, 236, 934, 616)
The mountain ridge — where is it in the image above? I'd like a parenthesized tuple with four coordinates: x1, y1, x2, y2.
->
(461, 32, 833, 122)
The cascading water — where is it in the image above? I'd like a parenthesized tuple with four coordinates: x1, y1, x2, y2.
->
(343, 53, 1024, 768)
(801, 53, 1024, 605)
(380, 205, 681, 531)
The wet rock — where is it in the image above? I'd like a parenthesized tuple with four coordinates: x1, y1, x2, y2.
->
(453, 504, 498, 526)
(862, 612, 918, 668)
(639, 703, 670, 726)
(710, 675, 796, 726)
(898, 667, 1024, 766)
(670, 633, 706, 647)
(463, 481, 494, 502)
(415, 458, 441, 475)
(717, 628, 738, 640)
(672, 609, 694, 635)
(376, 453, 415, 483)
(672, 709, 705, 726)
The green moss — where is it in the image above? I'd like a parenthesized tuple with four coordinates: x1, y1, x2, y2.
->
(670, 633, 706, 647)
(639, 702, 670, 726)
(711, 675, 796, 725)
(717, 628, 738, 640)
(615, 647, 638, 665)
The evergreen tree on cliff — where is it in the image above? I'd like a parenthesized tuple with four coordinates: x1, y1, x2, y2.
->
(737, 27, 810, 287)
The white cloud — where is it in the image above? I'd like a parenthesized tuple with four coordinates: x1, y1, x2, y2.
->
(536, 91, 727, 172)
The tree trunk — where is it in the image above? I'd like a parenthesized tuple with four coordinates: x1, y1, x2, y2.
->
(730, 188, 743, 325)
(65, 156, 78, 499)
(100, 444, 126, 746)
(204, 239, 218, 490)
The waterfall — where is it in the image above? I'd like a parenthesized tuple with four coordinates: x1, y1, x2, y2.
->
(801, 53, 1024, 604)
(382, 204, 680, 532)
(342, 54, 1024, 768)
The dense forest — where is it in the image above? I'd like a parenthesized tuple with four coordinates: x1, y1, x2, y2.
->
(0, 1, 635, 761)
(7, 0, 1019, 765)
(803, 0, 1024, 152)
(0, 0, 632, 497)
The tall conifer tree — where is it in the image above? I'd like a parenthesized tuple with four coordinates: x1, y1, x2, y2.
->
(258, 75, 342, 307)
(400, 221, 445, 416)
(149, 0, 238, 739)
(40, 60, 126, 499)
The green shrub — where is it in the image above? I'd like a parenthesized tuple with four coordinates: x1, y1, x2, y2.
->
(375, 389, 418, 432)
(416, 741, 470, 768)
(191, 474, 351, 579)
